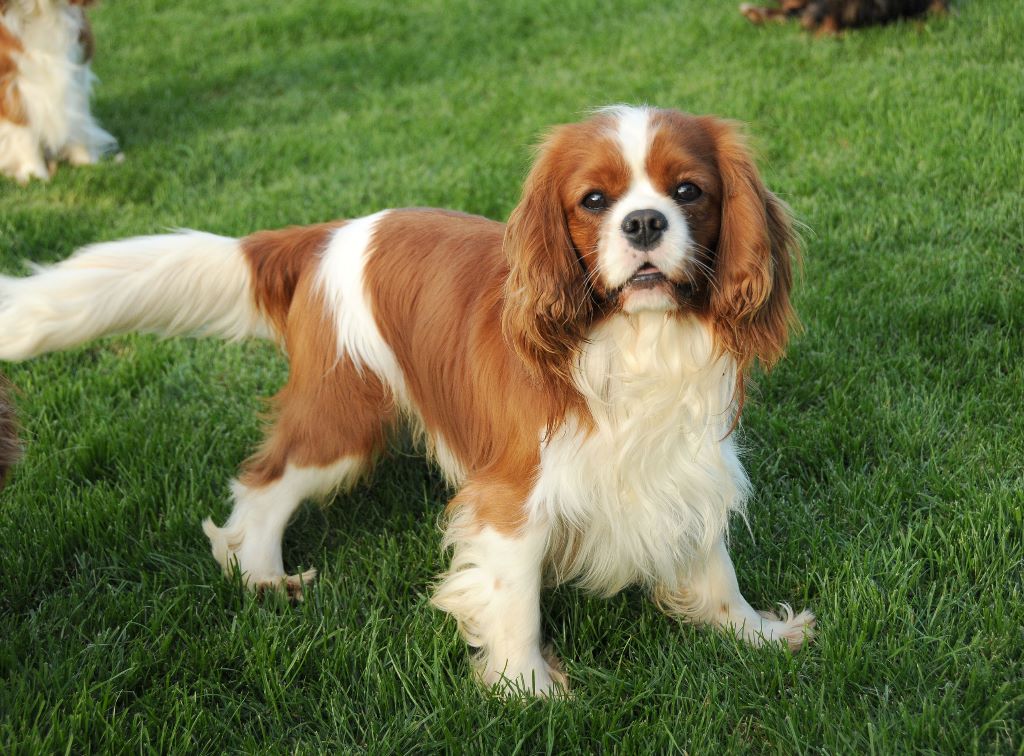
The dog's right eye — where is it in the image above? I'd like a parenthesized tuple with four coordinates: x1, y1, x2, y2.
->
(581, 191, 608, 212)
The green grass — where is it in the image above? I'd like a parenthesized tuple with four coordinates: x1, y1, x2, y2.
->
(1, 0, 1022, 751)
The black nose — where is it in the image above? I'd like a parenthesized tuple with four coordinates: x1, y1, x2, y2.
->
(621, 209, 668, 250)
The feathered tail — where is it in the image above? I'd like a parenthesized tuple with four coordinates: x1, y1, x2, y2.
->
(0, 231, 277, 362)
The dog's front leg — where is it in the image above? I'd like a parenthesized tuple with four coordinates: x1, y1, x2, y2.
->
(655, 537, 815, 651)
(432, 488, 565, 697)
(0, 123, 50, 184)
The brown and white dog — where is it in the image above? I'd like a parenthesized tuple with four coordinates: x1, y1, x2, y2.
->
(0, 106, 813, 695)
(0, 0, 116, 183)
(740, 0, 948, 33)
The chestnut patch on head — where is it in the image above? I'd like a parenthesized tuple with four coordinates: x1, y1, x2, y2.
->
(0, 23, 27, 126)
(502, 113, 629, 396)
(643, 111, 726, 306)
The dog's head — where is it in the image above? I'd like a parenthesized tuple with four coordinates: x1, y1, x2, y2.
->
(502, 106, 798, 392)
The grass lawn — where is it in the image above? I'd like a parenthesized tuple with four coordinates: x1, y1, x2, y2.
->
(2, 0, 1022, 751)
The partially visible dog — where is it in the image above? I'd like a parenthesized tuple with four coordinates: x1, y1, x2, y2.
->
(740, 0, 948, 33)
(0, 374, 19, 488)
(0, 0, 117, 183)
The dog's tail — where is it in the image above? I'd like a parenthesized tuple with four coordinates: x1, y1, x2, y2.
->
(0, 224, 340, 362)
(0, 374, 20, 488)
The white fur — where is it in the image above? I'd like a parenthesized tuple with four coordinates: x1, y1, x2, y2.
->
(203, 458, 364, 593)
(432, 509, 565, 696)
(426, 127, 812, 677)
(435, 311, 810, 695)
(655, 538, 815, 650)
(0, 232, 272, 361)
(0, 106, 813, 695)
(316, 211, 467, 485)
(0, 1, 117, 183)
(530, 312, 746, 595)
(316, 212, 402, 383)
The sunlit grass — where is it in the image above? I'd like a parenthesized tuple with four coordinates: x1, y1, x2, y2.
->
(1, 0, 1021, 751)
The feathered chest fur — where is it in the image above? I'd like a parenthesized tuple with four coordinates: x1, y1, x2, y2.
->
(529, 312, 750, 595)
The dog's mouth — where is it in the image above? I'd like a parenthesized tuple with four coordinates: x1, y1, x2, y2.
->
(605, 264, 699, 311)
(624, 264, 696, 300)
(626, 264, 667, 288)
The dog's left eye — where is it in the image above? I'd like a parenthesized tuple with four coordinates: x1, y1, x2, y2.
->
(581, 191, 608, 212)
(674, 182, 702, 203)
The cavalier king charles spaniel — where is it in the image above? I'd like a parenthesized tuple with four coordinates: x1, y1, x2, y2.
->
(0, 0, 117, 183)
(0, 106, 813, 695)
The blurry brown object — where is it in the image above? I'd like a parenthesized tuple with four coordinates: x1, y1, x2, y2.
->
(740, 0, 948, 33)
(0, 374, 20, 488)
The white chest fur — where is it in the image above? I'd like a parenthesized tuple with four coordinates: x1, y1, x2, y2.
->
(528, 313, 750, 596)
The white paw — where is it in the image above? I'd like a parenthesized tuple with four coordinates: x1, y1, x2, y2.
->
(64, 143, 97, 166)
(251, 568, 318, 602)
(201, 517, 317, 601)
(748, 604, 816, 651)
(477, 649, 569, 698)
(9, 162, 50, 184)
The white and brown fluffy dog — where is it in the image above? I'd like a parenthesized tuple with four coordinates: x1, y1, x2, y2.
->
(0, 106, 813, 695)
(0, 0, 116, 183)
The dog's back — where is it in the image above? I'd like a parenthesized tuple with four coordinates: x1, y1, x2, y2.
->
(741, 0, 947, 32)
(808, 0, 945, 29)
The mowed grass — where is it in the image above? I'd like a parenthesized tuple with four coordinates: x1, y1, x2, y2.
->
(1, 0, 1022, 751)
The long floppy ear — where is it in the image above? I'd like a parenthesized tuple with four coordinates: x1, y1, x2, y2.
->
(704, 119, 799, 373)
(501, 135, 593, 394)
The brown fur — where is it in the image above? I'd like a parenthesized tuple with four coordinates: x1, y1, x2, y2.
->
(366, 210, 556, 531)
(0, 374, 20, 488)
(239, 289, 393, 489)
(698, 117, 797, 375)
(0, 21, 27, 126)
(238, 222, 393, 487)
(242, 222, 344, 339)
(504, 110, 796, 420)
(500, 115, 620, 414)
(78, 13, 94, 62)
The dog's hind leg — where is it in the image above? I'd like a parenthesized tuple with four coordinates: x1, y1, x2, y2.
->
(203, 286, 394, 599)
(204, 458, 364, 599)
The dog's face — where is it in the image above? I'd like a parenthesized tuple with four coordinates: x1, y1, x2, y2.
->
(503, 106, 798, 390)
(558, 108, 724, 316)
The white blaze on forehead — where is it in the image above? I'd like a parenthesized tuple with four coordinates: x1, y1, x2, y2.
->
(609, 105, 653, 180)
(594, 106, 694, 305)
